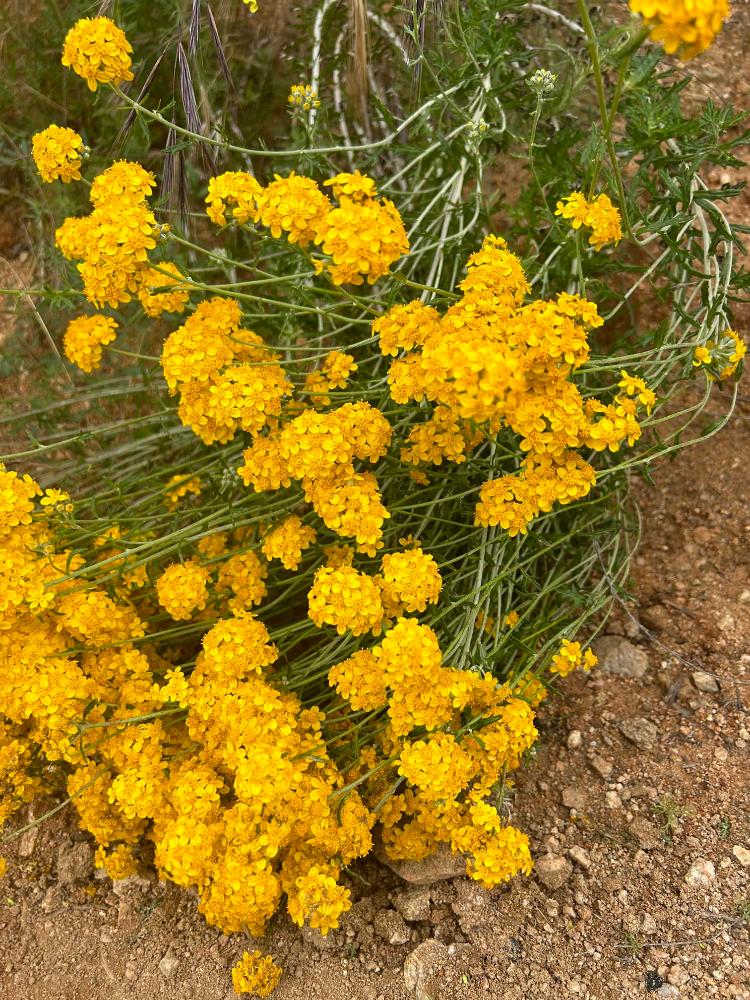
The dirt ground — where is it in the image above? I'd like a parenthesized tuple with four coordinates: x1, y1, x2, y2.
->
(2, 5, 750, 1000)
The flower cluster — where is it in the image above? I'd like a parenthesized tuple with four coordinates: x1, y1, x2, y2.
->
(205, 169, 409, 285)
(549, 639, 597, 678)
(232, 952, 282, 997)
(62, 315, 118, 373)
(161, 297, 292, 445)
(693, 328, 746, 381)
(32, 125, 86, 183)
(288, 84, 320, 111)
(374, 235, 652, 536)
(61, 17, 134, 91)
(555, 192, 623, 251)
(629, 0, 730, 59)
(55, 160, 160, 308)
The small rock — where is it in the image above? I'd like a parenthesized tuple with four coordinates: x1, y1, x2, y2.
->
(567, 730, 582, 750)
(403, 940, 450, 999)
(657, 987, 681, 1000)
(641, 913, 658, 935)
(568, 846, 591, 870)
(535, 854, 573, 891)
(629, 817, 661, 851)
(691, 671, 719, 693)
(158, 950, 179, 978)
(593, 635, 650, 678)
(684, 858, 716, 890)
(732, 845, 750, 867)
(56, 841, 93, 885)
(40, 886, 64, 914)
(619, 717, 659, 750)
(589, 754, 613, 779)
(393, 887, 431, 922)
(378, 843, 464, 885)
(17, 827, 39, 859)
(667, 965, 689, 987)
(373, 909, 410, 946)
(640, 605, 671, 631)
(604, 791, 622, 809)
(562, 786, 588, 811)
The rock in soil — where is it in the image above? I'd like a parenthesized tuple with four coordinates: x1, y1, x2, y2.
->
(56, 840, 93, 885)
(373, 909, 410, 945)
(392, 887, 431, 922)
(619, 717, 659, 749)
(561, 786, 588, 810)
(629, 816, 662, 851)
(403, 940, 450, 999)
(535, 854, 573, 891)
(593, 635, 650, 678)
(683, 858, 716, 890)
(377, 843, 465, 885)
(731, 845, 750, 867)
(691, 670, 720, 693)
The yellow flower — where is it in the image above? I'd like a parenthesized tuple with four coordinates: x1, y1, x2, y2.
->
(629, 0, 729, 59)
(156, 562, 211, 621)
(40, 489, 73, 513)
(556, 192, 622, 251)
(63, 315, 118, 373)
(693, 345, 712, 366)
(61, 17, 134, 91)
(32, 125, 85, 183)
(241, 0, 259, 10)
(137, 263, 190, 318)
(288, 84, 321, 112)
(231, 952, 281, 997)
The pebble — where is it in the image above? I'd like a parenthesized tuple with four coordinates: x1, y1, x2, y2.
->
(392, 887, 431, 923)
(562, 786, 589, 811)
(567, 730, 582, 750)
(619, 717, 659, 750)
(692, 671, 720, 693)
(589, 754, 613, 779)
(593, 635, 651, 678)
(403, 940, 450, 999)
(684, 859, 717, 890)
(604, 790, 622, 809)
(17, 827, 39, 859)
(56, 841, 93, 886)
(158, 950, 180, 978)
(657, 986, 681, 999)
(535, 854, 573, 891)
(568, 846, 591, 870)
(731, 845, 750, 867)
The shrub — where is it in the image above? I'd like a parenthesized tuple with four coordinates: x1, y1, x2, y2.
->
(1, 0, 745, 992)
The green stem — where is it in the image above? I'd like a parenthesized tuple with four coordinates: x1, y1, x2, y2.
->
(576, 0, 631, 235)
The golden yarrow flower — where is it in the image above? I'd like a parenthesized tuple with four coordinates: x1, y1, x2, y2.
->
(63, 315, 118, 373)
(288, 83, 320, 112)
(629, 0, 730, 59)
(555, 192, 622, 251)
(61, 17, 134, 91)
(231, 952, 281, 997)
(32, 125, 85, 183)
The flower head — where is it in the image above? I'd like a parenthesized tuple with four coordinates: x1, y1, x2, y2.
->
(63, 315, 118, 373)
(629, 0, 729, 59)
(32, 125, 85, 183)
(231, 951, 282, 997)
(61, 17, 134, 91)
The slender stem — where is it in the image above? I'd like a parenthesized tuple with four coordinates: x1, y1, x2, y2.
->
(576, 0, 631, 234)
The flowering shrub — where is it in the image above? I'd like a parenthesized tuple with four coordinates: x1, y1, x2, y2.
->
(2, 1, 746, 994)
